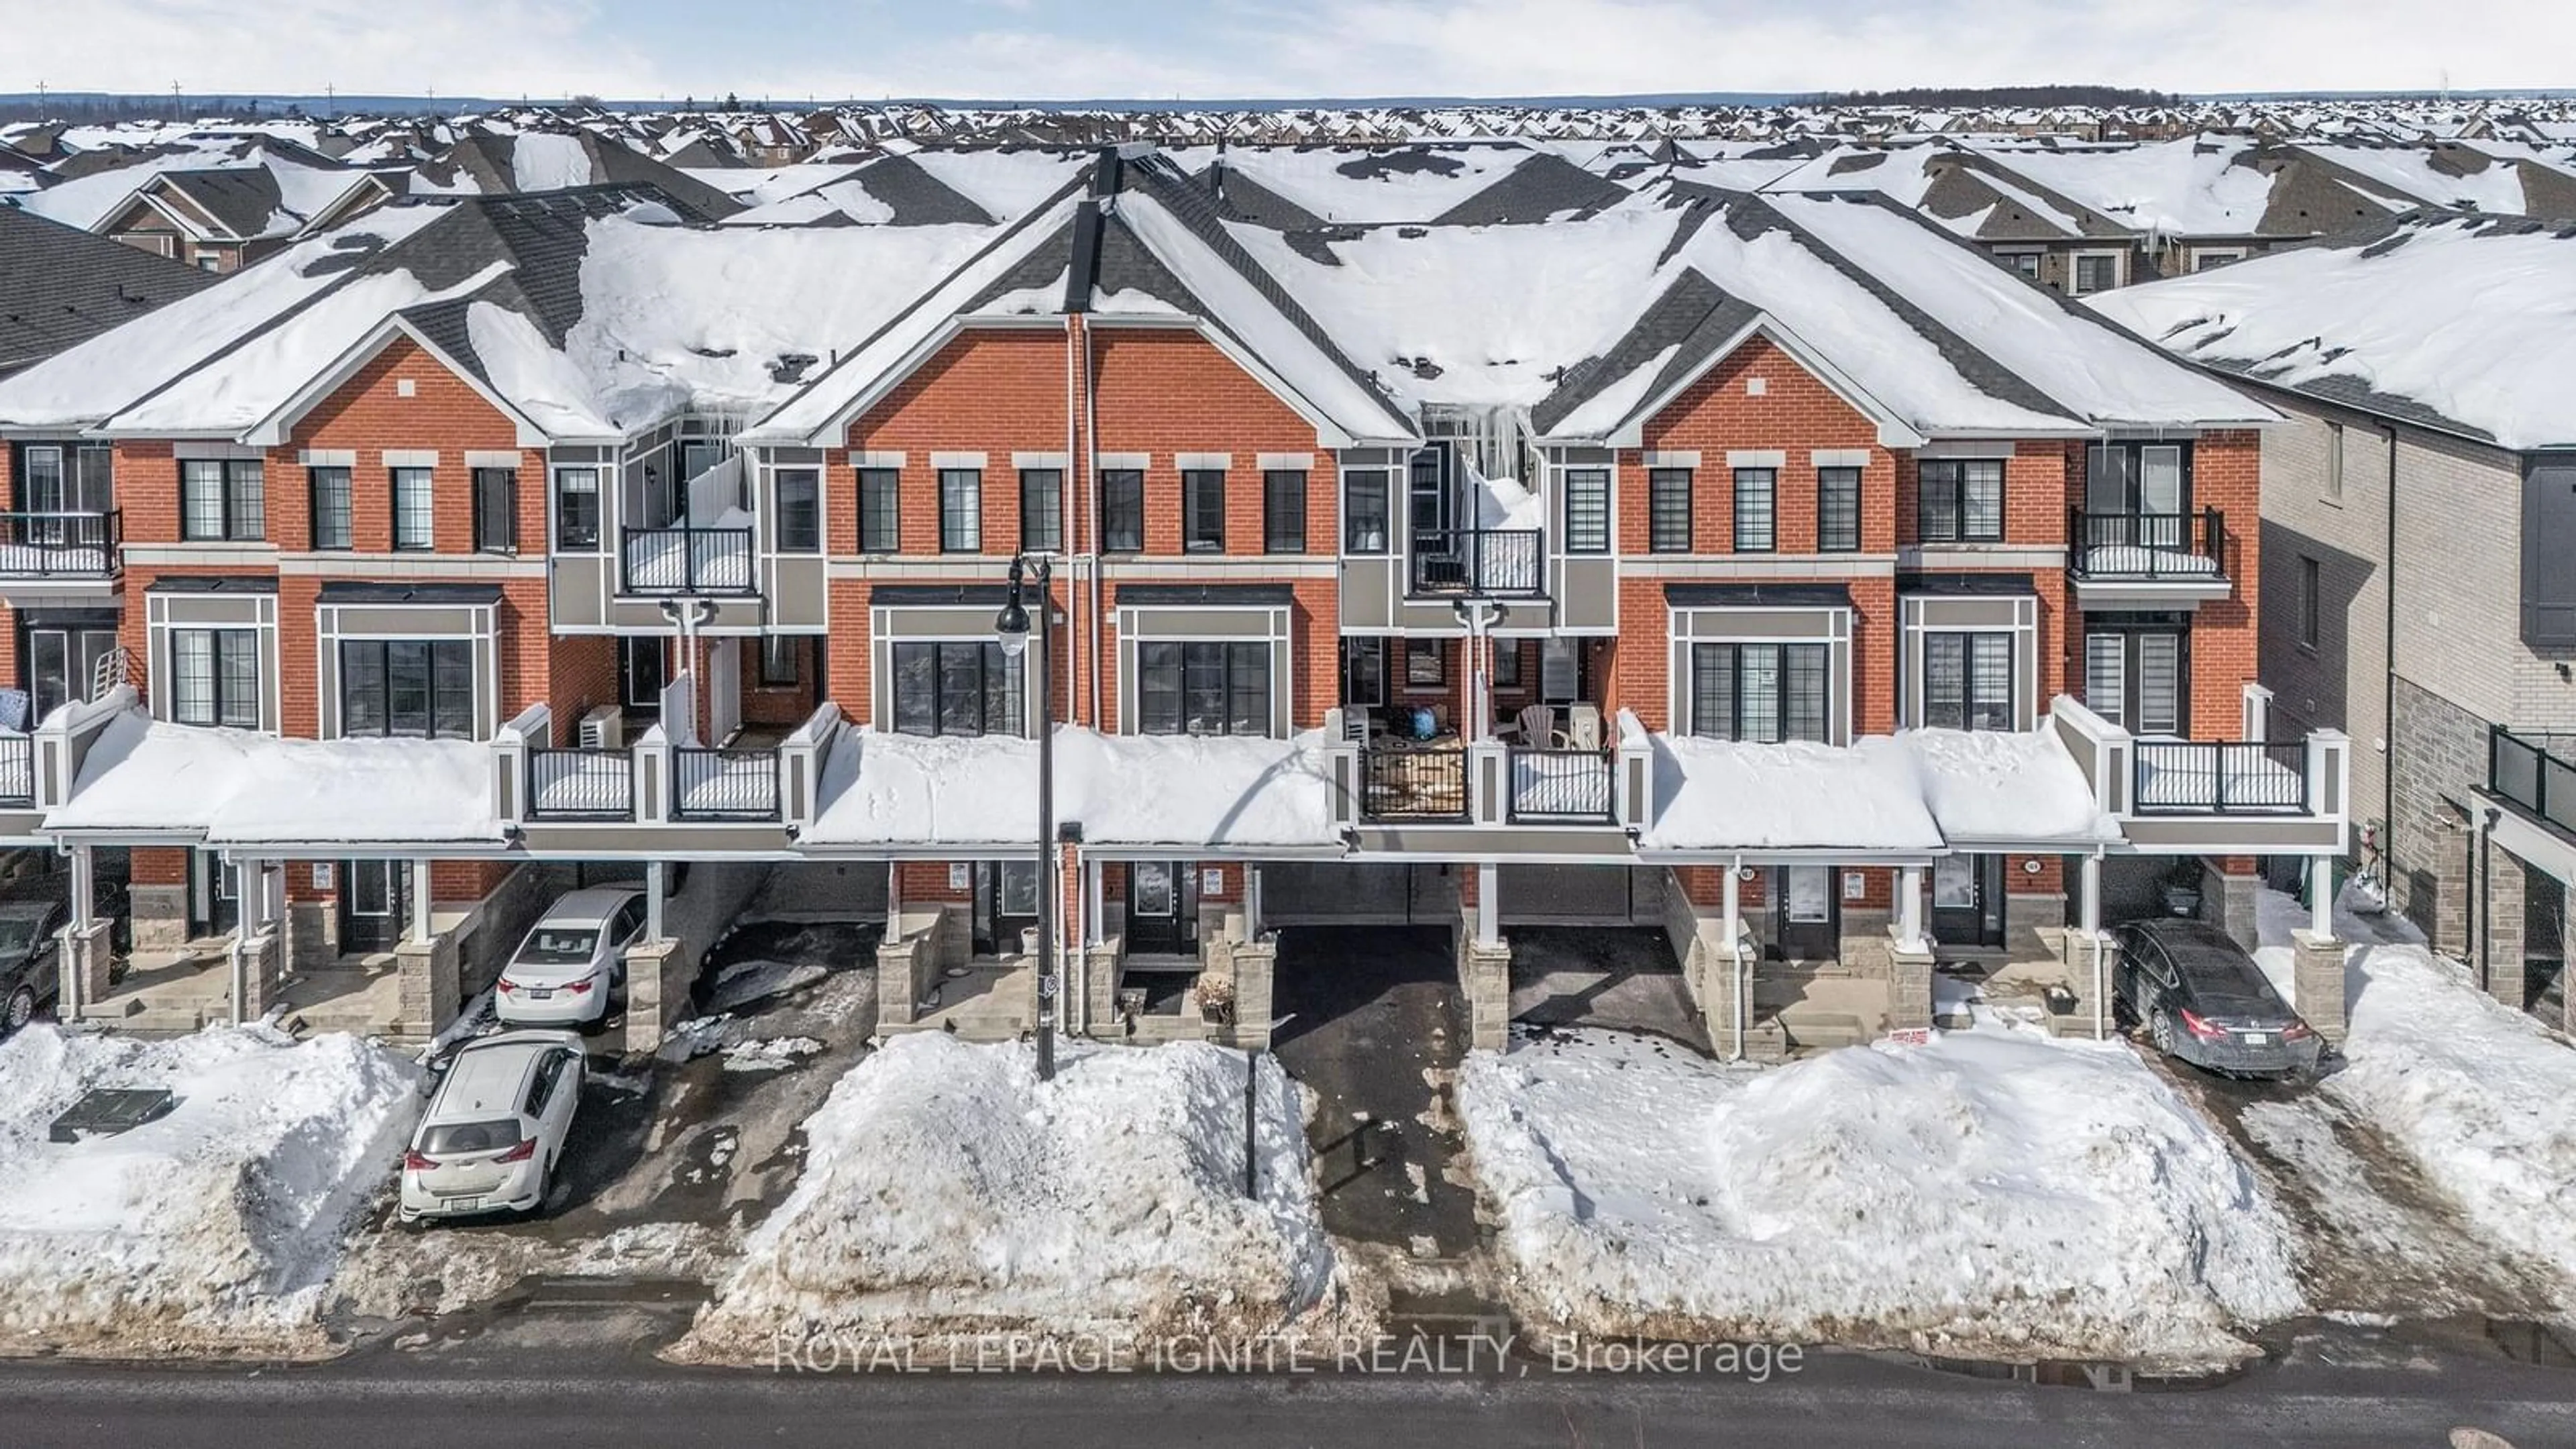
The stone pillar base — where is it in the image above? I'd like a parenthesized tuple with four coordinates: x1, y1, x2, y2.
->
(621, 939, 685, 1055)
(1458, 932, 1512, 1052)
(1228, 936, 1277, 1051)
(2292, 928, 2349, 1046)
(396, 931, 462, 1040)
(2200, 859, 2262, 953)
(60, 920, 113, 1015)
(237, 928, 284, 1021)
(1888, 940, 1935, 1034)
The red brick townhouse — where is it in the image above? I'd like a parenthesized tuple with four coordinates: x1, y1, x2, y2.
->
(0, 149, 2352, 1056)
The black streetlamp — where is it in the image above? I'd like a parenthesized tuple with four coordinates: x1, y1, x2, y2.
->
(994, 554, 1056, 1081)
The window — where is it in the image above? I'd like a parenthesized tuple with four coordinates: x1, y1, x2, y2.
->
(1097, 469, 1143, 552)
(1917, 458, 2004, 542)
(2072, 252, 2122, 294)
(1732, 468, 1776, 552)
(2194, 250, 2243, 272)
(2085, 441, 2189, 534)
(1492, 641, 1521, 689)
(1137, 641, 1272, 736)
(1817, 466, 1861, 552)
(553, 468, 600, 550)
(1689, 642, 1829, 743)
(1564, 467, 1609, 553)
(1648, 468, 1693, 553)
(998, 859, 1039, 918)
(1016, 468, 1062, 554)
(391, 466, 433, 550)
(308, 466, 352, 550)
(1405, 637, 1444, 687)
(2085, 624, 2186, 735)
(1183, 468, 1226, 553)
(180, 458, 264, 541)
(339, 639, 474, 738)
(169, 628, 260, 729)
(775, 468, 820, 553)
(1263, 470, 1307, 553)
(1923, 633, 2015, 732)
(760, 635, 801, 687)
(1341, 637, 1385, 708)
(890, 641, 1022, 737)
(2298, 555, 2321, 649)
(472, 468, 517, 553)
(938, 468, 981, 553)
(2323, 422, 2345, 504)
(1343, 470, 1389, 553)
(858, 468, 900, 553)
(2007, 252, 2042, 280)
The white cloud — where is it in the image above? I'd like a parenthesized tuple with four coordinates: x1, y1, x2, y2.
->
(7, 0, 659, 99)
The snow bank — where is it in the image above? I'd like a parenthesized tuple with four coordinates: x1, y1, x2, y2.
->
(1907, 727, 2121, 843)
(680, 1034, 1338, 1359)
(1643, 731, 1942, 851)
(1459, 1029, 2302, 1368)
(0, 1026, 421, 1356)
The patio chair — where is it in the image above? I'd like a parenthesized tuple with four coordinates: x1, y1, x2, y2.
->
(1498, 702, 1566, 748)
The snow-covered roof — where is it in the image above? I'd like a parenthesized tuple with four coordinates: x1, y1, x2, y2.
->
(803, 727, 1338, 852)
(1206, 144, 1540, 224)
(46, 712, 502, 848)
(2084, 213, 2576, 451)
(1638, 716, 2115, 853)
(1958, 136, 2399, 240)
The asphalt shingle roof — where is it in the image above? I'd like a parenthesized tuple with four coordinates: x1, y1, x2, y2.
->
(0, 205, 217, 375)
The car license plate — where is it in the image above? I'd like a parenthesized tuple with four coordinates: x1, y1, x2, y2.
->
(2241, 1032, 2268, 1045)
(449, 1195, 481, 1211)
(528, 988, 553, 1000)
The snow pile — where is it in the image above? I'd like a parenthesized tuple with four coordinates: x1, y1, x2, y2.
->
(0, 1025, 421, 1356)
(1459, 1029, 2302, 1368)
(1906, 727, 2121, 843)
(1643, 729, 1943, 851)
(680, 1034, 1338, 1360)
(722, 1037, 825, 1073)
(2258, 890, 2576, 1303)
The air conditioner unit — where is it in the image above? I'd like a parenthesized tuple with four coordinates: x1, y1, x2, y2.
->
(579, 704, 623, 751)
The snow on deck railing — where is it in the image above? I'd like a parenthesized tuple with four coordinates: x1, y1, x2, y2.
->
(31, 684, 137, 814)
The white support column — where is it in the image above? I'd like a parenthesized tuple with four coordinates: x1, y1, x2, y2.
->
(886, 861, 902, 938)
(1475, 862, 1499, 947)
(2310, 854, 2334, 939)
(1244, 865, 1264, 943)
(2081, 853, 2106, 1040)
(1721, 864, 1741, 955)
(1722, 863, 1745, 1061)
(68, 844, 93, 932)
(645, 860, 667, 944)
(409, 858, 432, 945)
(1896, 865, 1927, 953)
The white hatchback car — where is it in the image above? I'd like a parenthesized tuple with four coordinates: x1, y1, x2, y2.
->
(494, 887, 647, 1028)
(399, 1030, 585, 1223)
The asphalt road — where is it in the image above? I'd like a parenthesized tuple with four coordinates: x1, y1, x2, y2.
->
(1, 1321, 2569, 1449)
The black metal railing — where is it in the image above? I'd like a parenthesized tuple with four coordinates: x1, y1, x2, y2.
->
(1507, 745, 1615, 824)
(526, 747, 635, 821)
(2490, 725, 2576, 837)
(2068, 507, 2224, 580)
(674, 747, 781, 822)
(619, 524, 755, 595)
(1360, 747, 1469, 822)
(2133, 739, 2308, 814)
(0, 733, 32, 808)
(0, 509, 119, 577)
(1408, 527, 1544, 596)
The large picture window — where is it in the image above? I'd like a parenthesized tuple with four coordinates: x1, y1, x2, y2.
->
(890, 641, 1022, 737)
(170, 628, 260, 729)
(181, 458, 264, 541)
(1137, 641, 1271, 736)
(1917, 458, 2004, 543)
(1689, 642, 1829, 743)
(1923, 632, 2015, 731)
(340, 639, 474, 738)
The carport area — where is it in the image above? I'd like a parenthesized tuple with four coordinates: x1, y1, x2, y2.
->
(1507, 926, 1710, 1053)
(327, 862, 885, 1326)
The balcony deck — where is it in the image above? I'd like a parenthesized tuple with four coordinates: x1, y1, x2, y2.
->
(0, 510, 120, 582)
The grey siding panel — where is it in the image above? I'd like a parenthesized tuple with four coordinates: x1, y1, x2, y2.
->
(551, 557, 606, 629)
(158, 596, 266, 626)
(1339, 559, 1391, 631)
(331, 606, 479, 637)
(2523, 455, 2576, 649)
(1562, 557, 1617, 631)
(771, 557, 830, 629)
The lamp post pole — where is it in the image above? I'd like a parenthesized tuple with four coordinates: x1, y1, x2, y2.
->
(998, 555, 1057, 1081)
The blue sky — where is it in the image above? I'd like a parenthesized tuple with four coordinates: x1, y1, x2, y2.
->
(18, 0, 2573, 103)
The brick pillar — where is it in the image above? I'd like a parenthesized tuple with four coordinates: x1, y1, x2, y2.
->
(2199, 857, 2261, 953)
(1887, 934, 1935, 1034)
(2480, 838, 2528, 1010)
(2291, 930, 2347, 1046)
(60, 921, 113, 1016)
(396, 930, 463, 1042)
(1228, 936, 1277, 1051)
(620, 938, 683, 1055)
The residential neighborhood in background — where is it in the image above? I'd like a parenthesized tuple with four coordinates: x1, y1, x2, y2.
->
(0, 86, 2570, 1424)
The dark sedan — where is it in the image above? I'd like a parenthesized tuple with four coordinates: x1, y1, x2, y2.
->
(0, 884, 65, 1034)
(2113, 918, 2322, 1078)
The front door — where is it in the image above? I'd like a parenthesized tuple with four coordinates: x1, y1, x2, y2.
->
(973, 859, 1041, 957)
(1127, 862, 1186, 955)
(1932, 854, 2006, 949)
(188, 851, 238, 940)
(1774, 866, 1839, 962)
(338, 860, 404, 955)
(621, 637, 666, 716)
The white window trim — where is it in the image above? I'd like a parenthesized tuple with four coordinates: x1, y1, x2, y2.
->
(315, 600, 500, 741)
(2068, 248, 2127, 294)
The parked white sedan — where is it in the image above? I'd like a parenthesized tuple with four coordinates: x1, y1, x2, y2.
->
(399, 1030, 586, 1224)
(494, 887, 647, 1028)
